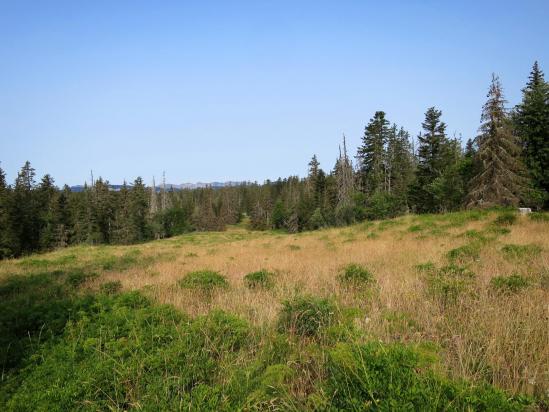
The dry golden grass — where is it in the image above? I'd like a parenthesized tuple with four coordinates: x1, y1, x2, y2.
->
(1, 211, 548, 399)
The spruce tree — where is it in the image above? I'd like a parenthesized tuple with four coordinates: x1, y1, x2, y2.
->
(129, 177, 151, 240)
(514, 61, 549, 202)
(0, 166, 15, 258)
(467, 74, 528, 208)
(413, 107, 449, 212)
(387, 126, 415, 211)
(12, 161, 39, 254)
(356, 111, 389, 195)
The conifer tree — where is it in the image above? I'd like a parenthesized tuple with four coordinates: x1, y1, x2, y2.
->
(12, 161, 39, 254)
(37, 174, 58, 250)
(128, 177, 151, 241)
(356, 111, 389, 195)
(387, 126, 416, 210)
(413, 107, 450, 212)
(514, 61, 549, 202)
(335, 135, 354, 224)
(467, 74, 528, 208)
(0, 166, 15, 258)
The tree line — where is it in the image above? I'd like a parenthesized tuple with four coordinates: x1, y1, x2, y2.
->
(1, 62, 547, 259)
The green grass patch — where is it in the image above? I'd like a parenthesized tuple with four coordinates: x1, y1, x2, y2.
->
(277, 295, 337, 338)
(490, 274, 530, 294)
(447, 242, 481, 263)
(244, 269, 275, 290)
(501, 244, 542, 260)
(494, 212, 517, 226)
(99, 280, 123, 294)
(529, 212, 549, 222)
(337, 263, 375, 289)
(322, 341, 530, 411)
(178, 270, 229, 292)
(425, 264, 476, 305)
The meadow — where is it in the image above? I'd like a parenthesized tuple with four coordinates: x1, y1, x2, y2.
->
(0, 209, 547, 410)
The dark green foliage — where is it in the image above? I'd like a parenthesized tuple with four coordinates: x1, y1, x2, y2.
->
(357, 111, 390, 195)
(501, 243, 542, 260)
(1, 293, 252, 411)
(494, 211, 517, 226)
(412, 107, 461, 213)
(529, 211, 549, 222)
(178, 270, 229, 292)
(447, 242, 481, 263)
(337, 263, 375, 289)
(323, 342, 529, 411)
(467, 75, 529, 208)
(277, 295, 336, 337)
(307, 207, 326, 230)
(490, 274, 530, 294)
(365, 191, 402, 220)
(425, 264, 476, 305)
(513, 62, 549, 204)
(99, 280, 123, 294)
(244, 269, 275, 289)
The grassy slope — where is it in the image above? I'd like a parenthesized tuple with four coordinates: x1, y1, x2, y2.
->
(0, 210, 547, 410)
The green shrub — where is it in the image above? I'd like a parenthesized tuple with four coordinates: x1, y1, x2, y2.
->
(501, 244, 542, 260)
(288, 244, 301, 251)
(529, 212, 549, 222)
(486, 226, 511, 236)
(337, 263, 375, 289)
(244, 270, 275, 290)
(277, 295, 336, 337)
(414, 262, 436, 273)
(178, 270, 229, 292)
(100, 280, 123, 294)
(323, 341, 530, 411)
(425, 264, 476, 305)
(65, 269, 95, 287)
(490, 274, 530, 294)
(408, 224, 424, 233)
(1, 293, 251, 411)
(494, 212, 517, 226)
(447, 243, 481, 263)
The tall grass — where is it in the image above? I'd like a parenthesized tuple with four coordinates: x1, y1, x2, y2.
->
(0, 210, 547, 409)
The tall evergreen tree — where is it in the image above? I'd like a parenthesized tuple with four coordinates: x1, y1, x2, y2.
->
(0, 166, 15, 258)
(11, 161, 40, 255)
(467, 74, 528, 208)
(386, 126, 416, 210)
(128, 177, 151, 241)
(413, 107, 449, 212)
(356, 111, 389, 195)
(514, 61, 549, 203)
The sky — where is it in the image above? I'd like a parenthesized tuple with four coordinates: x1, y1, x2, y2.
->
(1, 1, 548, 186)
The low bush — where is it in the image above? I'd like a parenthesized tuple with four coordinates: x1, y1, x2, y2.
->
(425, 264, 476, 305)
(501, 243, 542, 260)
(490, 274, 530, 294)
(494, 212, 517, 226)
(178, 270, 229, 292)
(447, 242, 481, 263)
(337, 263, 375, 289)
(322, 342, 530, 411)
(244, 269, 275, 289)
(277, 295, 336, 338)
(99, 280, 122, 294)
(529, 212, 549, 222)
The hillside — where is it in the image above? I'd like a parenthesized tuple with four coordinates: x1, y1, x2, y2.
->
(1, 210, 547, 410)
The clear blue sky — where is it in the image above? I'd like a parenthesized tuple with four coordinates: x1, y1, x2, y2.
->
(1, 1, 548, 186)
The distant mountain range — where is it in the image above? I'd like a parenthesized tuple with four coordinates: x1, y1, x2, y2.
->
(70, 181, 246, 192)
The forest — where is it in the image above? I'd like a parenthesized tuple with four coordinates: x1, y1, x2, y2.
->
(1, 62, 548, 259)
